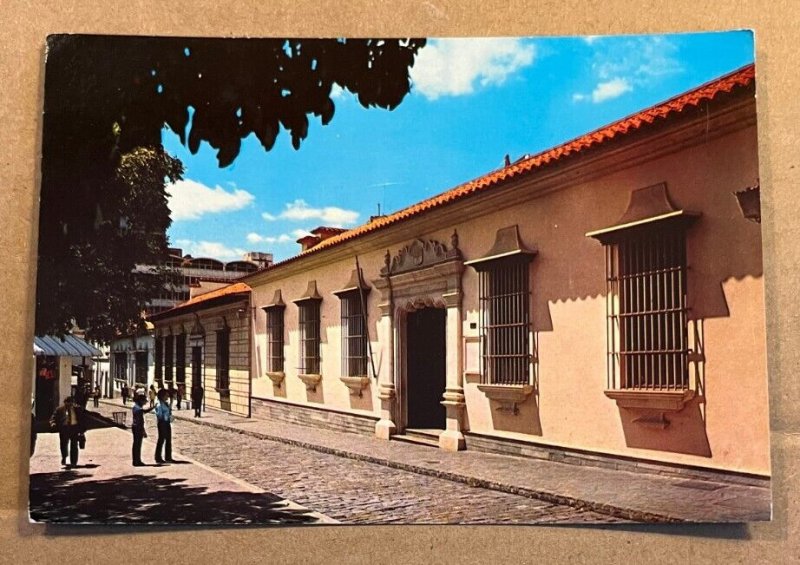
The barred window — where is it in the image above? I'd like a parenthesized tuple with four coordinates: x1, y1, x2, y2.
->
(154, 337, 163, 386)
(216, 328, 230, 390)
(298, 302, 321, 374)
(340, 293, 368, 377)
(266, 307, 285, 373)
(466, 226, 536, 387)
(606, 227, 688, 391)
(134, 351, 148, 385)
(114, 352, 128, 382)
(477, 260, 531, 385)
(164, 334, 174, 384)
(176, 333, 186, 384)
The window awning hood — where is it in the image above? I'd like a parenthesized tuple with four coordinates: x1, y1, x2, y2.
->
(586, 183, 699, 243)
(465, 225, 537, 270)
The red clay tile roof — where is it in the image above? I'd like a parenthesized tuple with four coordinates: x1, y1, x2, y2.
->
(242, 64, 755, 279)
(148, 282, 251, 320)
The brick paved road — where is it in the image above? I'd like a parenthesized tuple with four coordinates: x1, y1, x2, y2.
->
(96, 404, 621, 524)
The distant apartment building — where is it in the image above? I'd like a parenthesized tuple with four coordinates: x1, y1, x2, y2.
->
(108, 248, 271, 392)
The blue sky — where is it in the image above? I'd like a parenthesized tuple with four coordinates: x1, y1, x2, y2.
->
(162, 32, 755, 262)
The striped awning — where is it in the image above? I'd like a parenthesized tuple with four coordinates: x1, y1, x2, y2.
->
(33, 335, 103, 357)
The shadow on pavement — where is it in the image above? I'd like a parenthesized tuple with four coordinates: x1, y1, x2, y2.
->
(34, 410, 127, 434)
(29, 470, 321, 526)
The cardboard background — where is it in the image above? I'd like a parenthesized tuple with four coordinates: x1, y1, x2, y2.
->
(1, 1, 797, 562)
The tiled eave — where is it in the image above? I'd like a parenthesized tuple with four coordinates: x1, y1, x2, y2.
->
(239, 64, 756, 286)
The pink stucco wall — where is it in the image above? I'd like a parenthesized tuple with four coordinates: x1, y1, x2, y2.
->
(249, 107, 769, 475)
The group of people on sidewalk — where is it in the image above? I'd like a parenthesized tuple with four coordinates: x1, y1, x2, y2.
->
(131, 384, 204, 466)
(121, 382, 202, 414)
(131, 389, 173, 466)
(47, 383, 204, 469)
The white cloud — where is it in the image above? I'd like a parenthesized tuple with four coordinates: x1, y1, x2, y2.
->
(173, 239, 246, 260)
(573, 35, 682, 104)
(167, 179, 255, 221)
(330, 84, 346, 99)
(591, 78, 632, 103)
(246, 232, 292, 244)
(262, 199, 359, 227)
(410, 38, 536, 100)
(291, 228, 313, 239)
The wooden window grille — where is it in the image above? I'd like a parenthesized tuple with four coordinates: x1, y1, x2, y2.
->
(340, 293, 367, 377)
(176, 334, 186, 384)
(154, 337, 163, 386)
(298, 302, 321, 374)
(606, 228, 688, 391)
(478, 259, 531, 385)
(216, 328, 230, 390)
(266, 307, 285, 373)
(164, 334, 174, 384)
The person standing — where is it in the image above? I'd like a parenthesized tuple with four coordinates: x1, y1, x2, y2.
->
(131, 394, 154, 466)
(154, 389, 174, 463)
(191, 384, 203, 418)
(148, 385, 157, 409)
(121, 384, 129, 405)
(49, 396, 85, 468)
(176, 383, 184, 410)
(92, 385, 101, 408)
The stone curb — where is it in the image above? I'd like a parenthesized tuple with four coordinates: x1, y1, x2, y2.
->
(171, 410, 684, 524)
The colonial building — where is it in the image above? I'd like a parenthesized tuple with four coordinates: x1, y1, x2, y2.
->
(109, 249, 268, 395)
(147, 283, 252, 414)
(151, 65, 769, 480)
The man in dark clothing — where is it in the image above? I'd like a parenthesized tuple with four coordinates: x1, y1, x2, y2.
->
(121, 384, 129, 405)
(191, 384, 203, 417)
(154, 389, 174, 463)
(176, 383, 184, 410)
(50, 396, 86, 468)
(131, 394, 154, 466)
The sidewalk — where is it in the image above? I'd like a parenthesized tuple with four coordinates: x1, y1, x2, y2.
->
(29, 414, 335, 525)
(101, 398, 771, 523)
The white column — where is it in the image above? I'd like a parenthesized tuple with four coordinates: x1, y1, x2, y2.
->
(374, 278, 397, 440)
(440, 293, 466, 451)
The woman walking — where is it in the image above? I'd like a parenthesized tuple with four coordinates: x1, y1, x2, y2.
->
(154, 389, 174, 464)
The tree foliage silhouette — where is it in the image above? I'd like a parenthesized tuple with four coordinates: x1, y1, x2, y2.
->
(37, 35, 425, 341)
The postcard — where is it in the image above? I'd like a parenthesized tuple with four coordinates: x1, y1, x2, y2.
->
(30, 32, 770, 525)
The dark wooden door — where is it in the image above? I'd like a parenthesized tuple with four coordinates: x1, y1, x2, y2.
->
(406, 308, 446, 429)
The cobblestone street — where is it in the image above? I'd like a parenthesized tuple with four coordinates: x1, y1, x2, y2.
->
(91, 404, 621, 524)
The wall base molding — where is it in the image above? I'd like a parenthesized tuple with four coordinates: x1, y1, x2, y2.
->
(464, 431, 769, 487)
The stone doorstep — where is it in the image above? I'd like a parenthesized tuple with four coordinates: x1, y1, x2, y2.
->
(173, 409, 686, 524)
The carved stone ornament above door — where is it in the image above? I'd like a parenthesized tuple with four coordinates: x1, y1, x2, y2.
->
(381, 231, 462, 276)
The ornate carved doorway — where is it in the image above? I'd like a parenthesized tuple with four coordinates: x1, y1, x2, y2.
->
(405, 307, 447, 430)
(373, 232, 467, 450)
